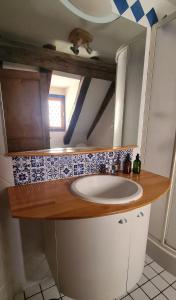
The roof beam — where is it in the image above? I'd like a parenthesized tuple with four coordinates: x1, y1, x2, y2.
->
(64, 77, 91, 145)
(87, 81, 115, 139)
(0, 37, 116, 81)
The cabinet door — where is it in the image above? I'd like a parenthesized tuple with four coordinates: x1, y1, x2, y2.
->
(56, 212, 133, 300)
(0, 69, 50, 152)
(127, 204, 151, 292)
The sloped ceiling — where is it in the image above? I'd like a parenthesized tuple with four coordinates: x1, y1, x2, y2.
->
(0, 0, 145, 60)
(112, 0, 176, 27)
(0, 0, 175, 60)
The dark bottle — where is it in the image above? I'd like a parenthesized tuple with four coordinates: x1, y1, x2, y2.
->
(133, 154, 141, 174)
(123, 154, 132, 174)
(114, 157, 120, 173)
(99, 164, 106, 174)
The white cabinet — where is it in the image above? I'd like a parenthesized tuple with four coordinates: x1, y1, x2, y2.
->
(51, 204, 151, 300)
(56, 212, 132, 300)
(127, 205, 151, 292)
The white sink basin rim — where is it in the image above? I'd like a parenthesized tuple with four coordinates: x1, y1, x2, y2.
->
(71, 175, 143, 205)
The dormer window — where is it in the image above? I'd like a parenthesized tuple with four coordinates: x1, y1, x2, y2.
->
(48, 94, 65, 131)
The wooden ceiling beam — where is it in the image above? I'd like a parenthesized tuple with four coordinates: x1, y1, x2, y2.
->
(0, 37, 116, 81)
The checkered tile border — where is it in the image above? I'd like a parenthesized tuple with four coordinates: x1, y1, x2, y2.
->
(113, 0, 158, 27)
(12, 149, 133, 185)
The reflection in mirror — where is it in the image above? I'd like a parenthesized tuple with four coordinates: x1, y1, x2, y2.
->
(0, 24, 147, 153)
(48, 71, 115, 148)
(48, 31, 146, 149)
(114, 32, 146, 147)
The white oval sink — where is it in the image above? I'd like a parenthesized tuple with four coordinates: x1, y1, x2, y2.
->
(71, 175, 143, 204)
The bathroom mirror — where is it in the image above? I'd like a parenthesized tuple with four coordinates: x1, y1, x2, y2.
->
(48, 70, 116, 148)
(48, 32, 146, 149)
(0, 17, 147, 152)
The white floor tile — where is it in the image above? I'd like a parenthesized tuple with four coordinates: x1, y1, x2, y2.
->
(60, 292, 64, 297)
(161, 270, 176, 284)
(127, 284, 138, 293)
(141, 281, 160, 298)
(163, 286, 176, 300)
(24, 284, 41, 298)
(119, 293, 128, 299)
(151, 275, 169, 291)
(145, 254, 153, 264)
(43, 285, 60, 300)
(143, 265, 157, 279)
(154, 294, 168, 300)
(14, 292, 24, 300)
(150, 261, 164, 273)
(137, 274, 148, 286)
(20, 254, 175, 300)
(172, 281, 176, 289)
(29, 293, 43, 300)
(121, 296, 133, 300)
(40, 277, 55, 291)
(131, 288, 150, 300)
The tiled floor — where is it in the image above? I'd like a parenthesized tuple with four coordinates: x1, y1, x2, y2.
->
(14, 255, 176, 300)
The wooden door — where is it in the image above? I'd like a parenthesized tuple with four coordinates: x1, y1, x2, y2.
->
(0, 69, 50, 152)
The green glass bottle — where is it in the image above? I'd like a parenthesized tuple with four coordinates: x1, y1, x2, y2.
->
(133, 154, 141, 174)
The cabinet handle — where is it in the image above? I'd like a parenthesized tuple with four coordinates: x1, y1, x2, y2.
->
(118, 218, 128, 224)
(137, 211, 144, 218)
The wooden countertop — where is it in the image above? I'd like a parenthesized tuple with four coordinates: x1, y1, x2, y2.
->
(7, 145, 136, 157)
(8, 171, 170, 220)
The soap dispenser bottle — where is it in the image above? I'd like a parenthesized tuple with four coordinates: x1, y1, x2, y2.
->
(123, 154, 132, 174)
(114, 155, 120, 173)
(133, 154, 141, 174)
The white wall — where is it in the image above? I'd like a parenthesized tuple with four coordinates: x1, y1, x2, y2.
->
(88, 95, 115, 147)
(20, 219, 51, 284)
(141, 16, 176, 275)
(65, 80, 81, 129)
(49, 87, 67, 148)
(49, 74, 81, 148)
(122, 34, 146, 146)
(143, 19, 176, 242)
(70, 78, 111, 146)
(0, 89, 25, 299)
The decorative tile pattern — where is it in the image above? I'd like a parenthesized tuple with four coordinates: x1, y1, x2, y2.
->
(31, 156, 44, 168)
(12, 149, 133, 185)
(16, 254, 176, 300)
(113, 0, 158, 27)
(31, 167, 46, 183)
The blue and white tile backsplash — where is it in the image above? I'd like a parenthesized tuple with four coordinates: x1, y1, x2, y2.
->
(12, 149, 133, 185)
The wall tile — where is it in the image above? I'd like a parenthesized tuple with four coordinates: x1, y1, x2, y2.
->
(31, 167, 46, 183)
(31, 156, 44, 168)
(12, 148, 134, 185)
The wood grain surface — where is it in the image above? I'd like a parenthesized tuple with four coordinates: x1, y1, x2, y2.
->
(8, 171, 170, 220)
(7, 145, 136, 157)
(0, 37, 116, 81)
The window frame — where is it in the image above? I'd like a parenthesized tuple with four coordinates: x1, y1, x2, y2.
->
(48, 94, 66, 132)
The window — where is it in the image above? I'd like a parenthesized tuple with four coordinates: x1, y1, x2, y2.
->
(48, 94, 65, 131)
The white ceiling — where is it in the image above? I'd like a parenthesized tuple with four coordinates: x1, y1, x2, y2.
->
(167, 0, 176, 4)
(0, 0, 145, 60)
(51, 74, 80, 88)
(70, 0, 115, 17)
